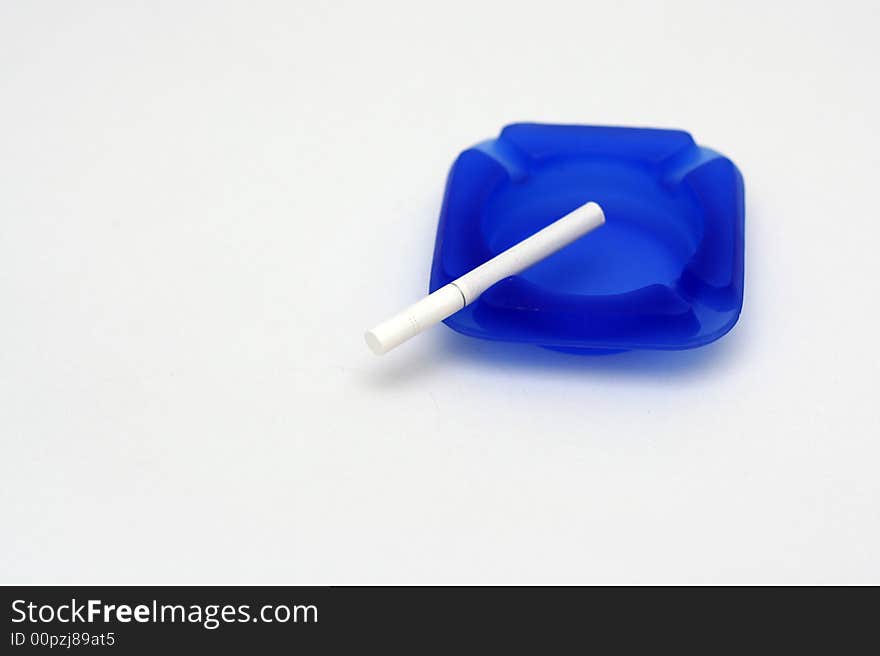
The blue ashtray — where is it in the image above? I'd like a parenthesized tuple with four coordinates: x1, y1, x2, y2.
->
(429, 123, 745, 353)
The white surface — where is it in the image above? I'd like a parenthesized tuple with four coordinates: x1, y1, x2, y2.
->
(1, 1, 878, 584)
(366, 201, 604, 354)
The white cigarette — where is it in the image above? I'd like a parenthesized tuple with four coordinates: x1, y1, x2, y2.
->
(365, 201, 605, 355)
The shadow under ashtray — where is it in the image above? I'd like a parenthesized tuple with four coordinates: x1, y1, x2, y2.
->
(438, 324, 747, 380)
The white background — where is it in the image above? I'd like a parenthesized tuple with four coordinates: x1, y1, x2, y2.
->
(2, 1, 878, 584)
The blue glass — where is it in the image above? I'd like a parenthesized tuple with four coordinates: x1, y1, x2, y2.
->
(429, 123, 745, 353)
